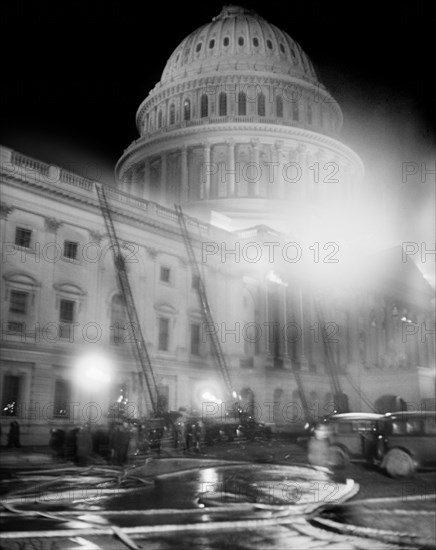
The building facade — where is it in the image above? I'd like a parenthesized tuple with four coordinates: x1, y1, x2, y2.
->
(1, 6, 434, 445)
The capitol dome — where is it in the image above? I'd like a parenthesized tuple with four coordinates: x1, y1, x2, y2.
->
(160, 5, 318, 85)
(116, 5, 363, 225)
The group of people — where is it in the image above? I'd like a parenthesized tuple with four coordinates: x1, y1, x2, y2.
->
(49, 421, 136, 466)
(173, 408, 205, 452)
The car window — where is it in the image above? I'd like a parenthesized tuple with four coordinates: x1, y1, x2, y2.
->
(356, 421, 374, 432)
(424, 417, 436, 435)
(406, 420, 422, 434)
(392, 421, 407, 435)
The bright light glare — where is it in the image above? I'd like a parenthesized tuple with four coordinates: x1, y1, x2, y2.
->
(75, 353, 113, 385)
(266, 270, 288, 286)
(202, 391, 222, 404)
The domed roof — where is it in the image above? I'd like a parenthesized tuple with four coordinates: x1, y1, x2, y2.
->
(160, 5, 318, 85)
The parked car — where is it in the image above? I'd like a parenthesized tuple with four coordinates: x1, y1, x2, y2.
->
(307, 412, 383, 468)
(374, 411, 436, 478)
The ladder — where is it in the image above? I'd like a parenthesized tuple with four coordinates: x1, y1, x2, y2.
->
(314, 297, 376, 412)
(292, 364, 312, 421)
(174, 204, 237, 401)
(96, 184, 161, 416)
(313, 298, 346, 410)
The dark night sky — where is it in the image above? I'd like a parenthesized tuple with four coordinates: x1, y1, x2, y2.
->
(1, 0, 435, 181)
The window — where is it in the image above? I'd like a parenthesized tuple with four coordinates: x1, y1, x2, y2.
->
(15, 227, 31, 248)
(209, 39, 215, 48)
(59, 299, 75, 339)
(219, 93, 227, 116)
(2, 375, 20, 416)
(110, 294, 127, 345)
(160, 266, 171, 283)
(53, 379, 71, 418)
(307, 104, 312, 124)
(279, 43, 285, 53)
(196, 42, 202, 53)
(238, 92, 246, 115)
(63, 241, 78, 260)
(292, 101, 299, 121)
(223, 36, 229, 46)
(276, 96, 283, 117)
(253, 37, 259, 47)
(183, 99, 191, 121)
(9, 291, 27, 314)
(190, 323, 201, 355)
(169, 104, 176, 125)
(158, 110, 163, 128)
(257, 93, 265, 116)
(200, 94, 208, 118)
(158, 318, 170, 351)
(60, 299, 74, 323)
(238, 36, 244, 46)
(266, 39, 273, 50)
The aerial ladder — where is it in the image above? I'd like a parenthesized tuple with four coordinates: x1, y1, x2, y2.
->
(96, 184, 162, 417)
(174, 204, 238, 403)
(313, 297, 376, 413)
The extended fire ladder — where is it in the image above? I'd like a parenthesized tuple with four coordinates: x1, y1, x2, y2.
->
(314, 298, 376, 412)
(175, 204, 238, 401)
(96, 184, 161, 416)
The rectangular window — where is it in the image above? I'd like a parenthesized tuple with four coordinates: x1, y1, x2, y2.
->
(53, 379, 71, 418)
(60, 299, 75, 323)
(59, 299, 75, 339)
(63, 241, 78, 260)
(160, 267, 171, 283)
(15, 227, 32, 248)
(190, 323, 201, 355)
(158, 317, 170, 351)
(9, 291, 27, 314)
(1, 375, 21, 416)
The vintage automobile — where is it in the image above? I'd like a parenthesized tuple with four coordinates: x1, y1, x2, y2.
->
(374, 411, 436, 478)
(307, 412, 384, 468)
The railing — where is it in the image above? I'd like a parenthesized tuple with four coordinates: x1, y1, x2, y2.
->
(5, 147, 213, 236)
(11, 151, 50, 177)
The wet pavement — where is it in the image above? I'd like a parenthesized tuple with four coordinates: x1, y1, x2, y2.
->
(1, 440, 435, 549)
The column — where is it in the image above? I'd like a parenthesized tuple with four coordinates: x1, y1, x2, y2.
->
(297, 144, 307, 200)
(299, 288, 309, 370)
(160, 152, 167, 204)
(226, 139, 236, 197)
(144, 160, 151, 200)
(203, 144, 211, 199)
(251, 139, 260, 196)
(274, 141, 284, 199)
(181, 146, 188, 202)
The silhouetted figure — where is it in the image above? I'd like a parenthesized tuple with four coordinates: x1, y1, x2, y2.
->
(110, 422, 130, 466)
(76, 424, 93, 466)
(7, 421, 21, 448)
(64, 426, 80, 463)
(49, 428, 65, 460)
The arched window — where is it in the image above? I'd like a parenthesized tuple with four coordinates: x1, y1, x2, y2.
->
(158, 110, 163, 128)
(276, 96, 283, 117)
(183, 99, 191, 121)
(110, 294, 127, 345)
(169, 104, 175, 125)
(257, 93, 265, 116)
(292, 101, 299, 121)
(238, 92, 246, 115)
(219, 92, 227, 116)
(307, 104, 312, 124)
(200, 94, 208, 118)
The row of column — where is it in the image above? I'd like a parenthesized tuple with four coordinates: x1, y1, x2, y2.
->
(122, 142, 352, 202)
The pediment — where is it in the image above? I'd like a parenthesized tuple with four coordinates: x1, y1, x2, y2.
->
(3, 271, 40, 287)
(53, 282, 87, 296)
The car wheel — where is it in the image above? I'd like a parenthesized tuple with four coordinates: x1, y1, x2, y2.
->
(384, 448, 415, 478)
(327, 445, 348, 469)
